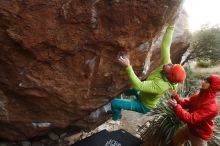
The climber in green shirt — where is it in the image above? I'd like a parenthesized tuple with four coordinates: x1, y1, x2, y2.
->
(111, 25, 186, 122)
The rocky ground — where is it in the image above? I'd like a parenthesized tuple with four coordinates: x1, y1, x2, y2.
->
(0, 110, 154, 146)
(66, 110, 156, 145)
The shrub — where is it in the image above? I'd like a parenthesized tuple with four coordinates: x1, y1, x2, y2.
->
(140, 92, 191, 146)
(197, 59, 212, 68)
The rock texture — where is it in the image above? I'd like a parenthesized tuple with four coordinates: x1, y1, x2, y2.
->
(0, 0, 190, 140)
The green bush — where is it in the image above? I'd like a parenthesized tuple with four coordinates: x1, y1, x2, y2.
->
(183, 26, 220, 64)
(196, 59, 220, 68)
(197, 59, 212, 68)
(140, 93, 185, 146)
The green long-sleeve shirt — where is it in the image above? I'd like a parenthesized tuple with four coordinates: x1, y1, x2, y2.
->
(126, 26, 177, 109)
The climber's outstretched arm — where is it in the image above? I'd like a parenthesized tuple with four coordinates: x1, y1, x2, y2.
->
(160, 25, 174, 65)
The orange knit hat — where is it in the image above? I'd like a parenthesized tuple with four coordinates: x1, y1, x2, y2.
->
(166, 64, 186, 83)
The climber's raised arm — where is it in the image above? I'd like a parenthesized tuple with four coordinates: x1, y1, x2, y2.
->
(160, 25, 174, 65)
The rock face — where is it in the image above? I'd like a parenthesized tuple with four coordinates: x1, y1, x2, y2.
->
(0, 0, 190, 140)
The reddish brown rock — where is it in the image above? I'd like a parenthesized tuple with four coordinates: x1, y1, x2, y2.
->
(0, 0, 189, 140)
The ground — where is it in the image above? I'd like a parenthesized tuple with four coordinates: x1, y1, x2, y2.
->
(65, 110, 154, 145)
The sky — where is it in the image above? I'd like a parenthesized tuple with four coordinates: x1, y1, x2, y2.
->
(183, 0, 220, 32)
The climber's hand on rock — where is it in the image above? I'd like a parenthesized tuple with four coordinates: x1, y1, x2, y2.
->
(118, 56, 130, 67)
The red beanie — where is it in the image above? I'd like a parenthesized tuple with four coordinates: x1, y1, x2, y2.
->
(166, 64, 186, 83)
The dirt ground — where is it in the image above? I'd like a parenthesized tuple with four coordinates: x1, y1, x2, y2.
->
(66, 110, 154, 145)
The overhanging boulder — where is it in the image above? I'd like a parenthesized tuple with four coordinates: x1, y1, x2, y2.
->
(0, 0, 190, 140)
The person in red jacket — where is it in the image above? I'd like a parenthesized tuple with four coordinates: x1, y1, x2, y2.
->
(168, 74, 220, 146)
